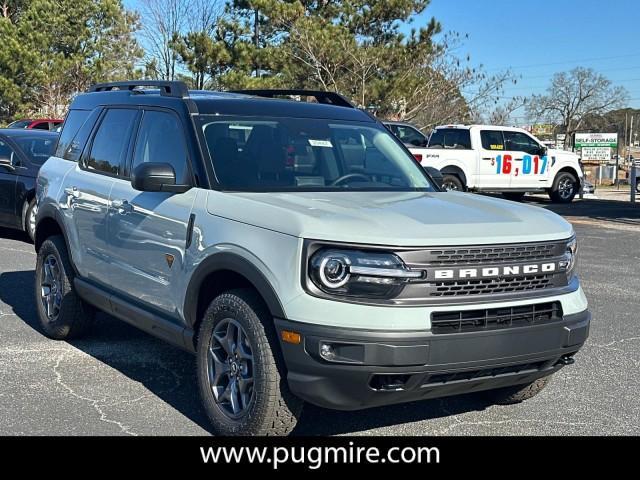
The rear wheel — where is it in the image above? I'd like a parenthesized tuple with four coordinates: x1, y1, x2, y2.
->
(549, 172, 578, 203)
(484, 376, 551, 405)
(35, 235, 94, 339)
(197, 289, 303, 436)
(441, 174, 464, 192)
(501, 192, 526, 202)
(635, 178, 640, 193)
(23, 198, 37, 242)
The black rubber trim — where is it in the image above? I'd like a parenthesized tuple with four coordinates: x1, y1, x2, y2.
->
(183, 251, 286, 327)
(74, 278, 194, 353)
(274, 309, 590, 410)
(185, 213, 195, 249)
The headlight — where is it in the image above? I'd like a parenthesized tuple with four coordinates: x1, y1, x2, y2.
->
(309, 249, 423, 298)
(562, 237, 578, 277)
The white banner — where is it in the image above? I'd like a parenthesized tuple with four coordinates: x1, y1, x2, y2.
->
(581, 146, 611, 161)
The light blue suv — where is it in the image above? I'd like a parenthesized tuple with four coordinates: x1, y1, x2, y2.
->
(34, 82, 590, 435)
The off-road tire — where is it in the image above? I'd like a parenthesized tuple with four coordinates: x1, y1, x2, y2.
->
(485, 376, 551, 405)
(549, 172, 578, 203)
(197, 288, 303, 436)
(501, 192, 526, 202)
(441, 174, 464, 192)
(35, 235, 94, 339)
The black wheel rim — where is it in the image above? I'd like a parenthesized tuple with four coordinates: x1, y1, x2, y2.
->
(558, 177, 575, 199)
(207, 318, 255, 419)
(40, 254, 62, 322)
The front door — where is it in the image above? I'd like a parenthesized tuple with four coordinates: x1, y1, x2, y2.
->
(0, 138, 18, 227)
(107, 109, 196, 317)
(503, 130, 549, 190)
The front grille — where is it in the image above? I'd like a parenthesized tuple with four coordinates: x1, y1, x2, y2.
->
(431, 274, 553, 297)
(431, 301, 563, 334)
(424, 243, 557, 266)
(424, 361, 546, 386)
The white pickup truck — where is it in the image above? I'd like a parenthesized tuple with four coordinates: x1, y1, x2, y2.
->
(412, 125, 584, 203)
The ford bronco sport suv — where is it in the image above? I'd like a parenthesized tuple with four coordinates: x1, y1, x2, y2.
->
(34, 81, 590, 436)
(416, 125, 584, 203)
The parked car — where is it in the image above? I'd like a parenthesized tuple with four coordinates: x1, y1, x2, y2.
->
(0, 129, 58, 240)
(582, 180, 596, 195)
(34, 81, 589, 436)
(416, 125, 584, 203)
(383, 120, 429, 162)
(7, 118, 63, 131)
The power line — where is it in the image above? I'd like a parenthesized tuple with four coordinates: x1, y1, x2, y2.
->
(484, 53, 640, 73)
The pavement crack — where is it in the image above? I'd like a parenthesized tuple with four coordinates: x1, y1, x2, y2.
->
(53, 353, 138, 436)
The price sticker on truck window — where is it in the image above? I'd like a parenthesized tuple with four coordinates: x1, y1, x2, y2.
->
(309, 139, 333, 148)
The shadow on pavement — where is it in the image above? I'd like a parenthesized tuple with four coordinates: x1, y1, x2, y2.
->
(0, 268, 493, 435)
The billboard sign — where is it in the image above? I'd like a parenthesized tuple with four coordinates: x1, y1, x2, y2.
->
(581, 146, 611, 162)
(574, 133, 618, 148)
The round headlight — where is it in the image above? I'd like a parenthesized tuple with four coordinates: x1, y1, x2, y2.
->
(318, 253, 351, 288)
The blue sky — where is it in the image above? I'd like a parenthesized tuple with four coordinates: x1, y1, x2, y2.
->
(126, 0, 640, 116)
(408, 0, 640, 117)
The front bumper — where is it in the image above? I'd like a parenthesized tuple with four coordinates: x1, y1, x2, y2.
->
(276, 309, 590, 410)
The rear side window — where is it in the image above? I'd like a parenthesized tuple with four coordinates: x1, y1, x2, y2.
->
(480, 130, 505, 151)
(56, 110, 90, 160)
(86, 109, 137, 176)
(132, 110, 191, 184)
(428, 129, 471, 149)
(32, 122, 50, 130)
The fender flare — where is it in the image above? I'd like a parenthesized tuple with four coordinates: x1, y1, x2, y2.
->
(183, 252, 286, 328)
(440, 164, 468, 187)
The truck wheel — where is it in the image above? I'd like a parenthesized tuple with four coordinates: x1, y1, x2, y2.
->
(441, 174, 464, 191)
(35, 235, 94, 339)
(197, 289, 303, 436)
(484, 376, 551, 405)
(549, 172, 578, 203)
(23, 198, 37, 242)
(501, 192, 526, 202)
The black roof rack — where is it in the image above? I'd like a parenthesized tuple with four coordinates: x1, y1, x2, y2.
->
(230, 89, 354, 108)
(88, 81, 189, 98)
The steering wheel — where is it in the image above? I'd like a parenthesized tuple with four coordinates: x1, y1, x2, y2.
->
(331, 173, 371, 186)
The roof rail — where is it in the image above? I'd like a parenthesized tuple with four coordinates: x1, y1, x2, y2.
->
(230, 89, 354, 108)
(88, 81, 189, 99)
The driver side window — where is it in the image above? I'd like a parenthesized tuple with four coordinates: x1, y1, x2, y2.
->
(504, 131, 542, 155)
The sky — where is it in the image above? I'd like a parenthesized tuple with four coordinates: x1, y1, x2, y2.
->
(126, 0, 640, 119)
(407, 0, 640, 120)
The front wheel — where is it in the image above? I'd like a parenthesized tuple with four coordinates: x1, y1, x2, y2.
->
(23, 198, 37, 242)
(636, 178, 640, 193)
(549, 172, 578, 203)
(197, 289, 303, 436)
(441, 174, 464, 192)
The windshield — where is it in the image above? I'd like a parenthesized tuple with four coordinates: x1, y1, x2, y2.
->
(8, 120, 31, 129)
(13, 135, 57, 165)
(198, 115, 435, 192)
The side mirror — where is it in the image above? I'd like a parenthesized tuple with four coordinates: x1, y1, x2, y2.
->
(425, 166, 444, 189)
(131, 162, 190, 193)
(539, 146, 548, 157)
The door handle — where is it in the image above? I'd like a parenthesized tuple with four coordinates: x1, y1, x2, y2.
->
(64, 186, 80, 198)
(482, 157, 493, 161)
(111, 199, 133, 214)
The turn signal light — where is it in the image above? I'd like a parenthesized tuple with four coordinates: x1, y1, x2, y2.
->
(281, 330, 302, 344)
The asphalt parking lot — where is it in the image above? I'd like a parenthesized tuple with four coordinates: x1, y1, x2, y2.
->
(0, 196, 638, 436)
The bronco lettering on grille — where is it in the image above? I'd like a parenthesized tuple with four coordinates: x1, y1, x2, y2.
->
(433, 262, 558, 280)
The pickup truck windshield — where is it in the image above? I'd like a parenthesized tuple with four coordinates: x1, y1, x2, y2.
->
(198, 115, 435, 192)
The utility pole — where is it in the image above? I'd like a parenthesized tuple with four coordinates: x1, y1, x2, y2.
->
(253, 8, 260, 78)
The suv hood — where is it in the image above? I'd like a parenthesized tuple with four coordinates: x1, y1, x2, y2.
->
(207, 191, 573, 246)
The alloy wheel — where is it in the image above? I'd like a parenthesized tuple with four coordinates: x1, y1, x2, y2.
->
(558, 176, 575, 200)
(40, 254, 62, 322)
(207, 318, 255, 419)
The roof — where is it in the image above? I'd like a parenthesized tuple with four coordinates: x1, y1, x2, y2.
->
(434, 124, 526, 131)
(71, 84, 375, 123)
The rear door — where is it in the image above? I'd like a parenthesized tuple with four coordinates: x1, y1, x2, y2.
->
(502, 130, 549, 189)
(478, 129, 510, 188)
(107, 108, 197, 317)
(63, 108, 138, 286)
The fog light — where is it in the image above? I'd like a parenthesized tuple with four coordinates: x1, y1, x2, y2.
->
(320, 343, 336, 360)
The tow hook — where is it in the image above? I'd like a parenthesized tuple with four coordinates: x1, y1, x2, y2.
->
(557, 355, 575, 366)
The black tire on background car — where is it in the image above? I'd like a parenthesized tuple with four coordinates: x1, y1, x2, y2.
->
(549, 171, 578, 203)
(636, 178, 640, 193)
(501, 192, 526, 202)
(483, 376, 551, 405)
(35, 235, 94, 339)
(23, 198, 37, 242)
(441, 174, 464, 192)
(197, 289, 303, 436)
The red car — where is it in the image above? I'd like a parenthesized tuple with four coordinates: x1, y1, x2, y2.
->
(7, 118, 63, 131)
